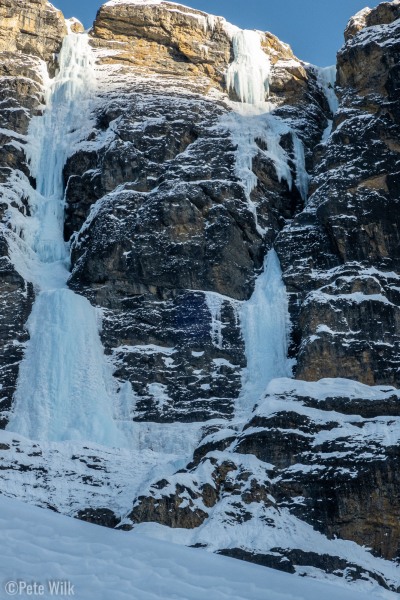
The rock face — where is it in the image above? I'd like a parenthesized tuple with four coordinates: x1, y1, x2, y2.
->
(276, 0, 400, 386)
(0, 0, 66, 66)
(128, 379, 400, 588)
(65, 0, 328, 423)
(0, 0, 400, 594)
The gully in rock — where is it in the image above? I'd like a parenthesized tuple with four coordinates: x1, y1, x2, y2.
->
(7, 33, 124, 447)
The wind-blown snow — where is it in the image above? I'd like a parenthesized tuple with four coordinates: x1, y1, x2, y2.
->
(1, 495, 389, 600)
(7, 34, 123, 447)
(226, 30, 271, 105)
(238, 250, 294, 415)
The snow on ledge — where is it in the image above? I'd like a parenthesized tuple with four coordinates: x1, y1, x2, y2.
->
(104, 0, 196, 9)
(264, 377, 400, 402)
(102, 0, 238, 36)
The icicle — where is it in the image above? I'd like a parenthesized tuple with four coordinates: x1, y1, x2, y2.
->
(226, 30, 271, 105)
(238, 250, 294, 416)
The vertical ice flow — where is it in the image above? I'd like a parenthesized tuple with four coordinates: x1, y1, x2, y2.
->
(27, 34, 95, 264)
(226, 30, 271, 105)
(8, 290, 121, 444)
(205, 292, 224, 349)
(7, 34, 123, 447)
(238, 250, 293, 415)
(317, 66, 339, 115)
(225, 30, 309, 229)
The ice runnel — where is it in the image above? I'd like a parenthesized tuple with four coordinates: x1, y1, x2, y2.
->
(226, 30, 271, 105)
(7, 33, 123, 447)
(238, 249, 293, 416)
(205, 292, 225, 349)
(27, 33, 95, 264)
(317, 66, 339, 116)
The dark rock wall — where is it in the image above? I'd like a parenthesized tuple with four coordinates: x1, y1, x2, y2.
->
(128, 381, 400, 589)
(65, 2, 328, 422)
(276, 3, 400, 386)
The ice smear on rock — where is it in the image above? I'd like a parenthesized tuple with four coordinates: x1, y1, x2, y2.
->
(224, 31, 309, 230)
(7, 33, 123, 447)
(221, 109, 308, 234)
(238, 250, 294, 416)
(205, 292, 225, 349)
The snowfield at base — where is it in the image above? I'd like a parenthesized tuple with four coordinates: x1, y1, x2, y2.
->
(1, 495, 394, 600)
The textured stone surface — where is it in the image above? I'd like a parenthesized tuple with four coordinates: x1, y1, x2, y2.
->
(127, 381, 400, 589)
(1, 0, 400, 591)
(92, 1, 298, 98)
(0, 0, 66, 70)
(65, 2, 328, 422)
(276, 3, 400, 386)
(345, 1, 400, 41)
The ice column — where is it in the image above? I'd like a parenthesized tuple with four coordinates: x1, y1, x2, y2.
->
(226, 30, 271, 105)
(317, 66, 339, 115)
(238, 250, 293, 415)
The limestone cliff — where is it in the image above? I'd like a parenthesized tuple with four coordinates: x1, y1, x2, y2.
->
(0, 0, 399, 594)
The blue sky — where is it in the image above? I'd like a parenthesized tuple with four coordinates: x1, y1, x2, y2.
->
(55, 0, 381, 66)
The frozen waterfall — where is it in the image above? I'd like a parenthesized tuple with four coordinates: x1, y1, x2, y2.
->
(7, 34, 124, 447)
(7, 289, 122, 445)
(238, 250, 294, 416)
(27, 33, 95, 265)
(317, 66, 339, 115)
(224, 29, 309, 233)
(226, 30, 271, 105)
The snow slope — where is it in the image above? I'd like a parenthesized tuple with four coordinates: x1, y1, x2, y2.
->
(0, 495, 393, 600)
